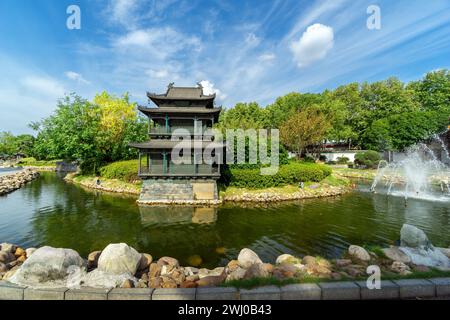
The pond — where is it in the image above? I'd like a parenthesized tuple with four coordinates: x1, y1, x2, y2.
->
(0, 172, 449, 268)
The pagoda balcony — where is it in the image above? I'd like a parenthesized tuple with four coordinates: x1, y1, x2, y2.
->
(139, 163, 220, 178)
(148, 126, 214, 137)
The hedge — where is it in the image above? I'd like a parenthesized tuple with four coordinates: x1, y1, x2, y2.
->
(229, 162, 332, 189)
(99, 160, 140, 182)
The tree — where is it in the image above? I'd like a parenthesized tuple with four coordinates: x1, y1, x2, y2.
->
(280, 109, 331, 158)
(409, 70, 450, 111)
(30, 92, 147, 173)
(218, 102, 266, 130)
(265, 92, 323, 128)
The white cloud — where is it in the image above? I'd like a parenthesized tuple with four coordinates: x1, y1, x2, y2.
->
(245, 32, 261, 47)
(290, 23, 334, 67)
(65, 71, 90, 85)
(108, 0, 140, 28)
(20, 76, 66, 97)
(114, 27, 202, 60)
(258, 53, 276, 62)
(199, 80, 227, 101)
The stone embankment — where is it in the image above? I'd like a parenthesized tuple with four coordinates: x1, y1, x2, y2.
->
(1, 224, 449, 301)
(64, 173, 141, 196)
(0, 170, 39, 196)
(222, 185, 350, 203)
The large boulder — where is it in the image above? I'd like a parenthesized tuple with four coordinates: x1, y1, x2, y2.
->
(348, 245, 371, 262)
(81, 269, 137, 289)
(400, 224, 431, 248)
(275, 254, 301, 265)
(382, 246, 411, 263)
(9, 246, 85, 288)
(97, 243, 141, 275)
(244, 263, 270, 279)
(237, 248, 262, 269)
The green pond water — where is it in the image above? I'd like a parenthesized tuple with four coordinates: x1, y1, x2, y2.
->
(1, 172, 449, 268)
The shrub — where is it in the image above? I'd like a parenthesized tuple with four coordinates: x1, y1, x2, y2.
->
(229, 162, 332, 189)
(319, 155, 327, 162)
(336, 156, 350, 164)
(354, 150, 381, 169)
(99, 160, 139, 182)
(303, 156, 316, 163)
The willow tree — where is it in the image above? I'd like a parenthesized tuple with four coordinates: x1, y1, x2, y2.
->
(280, 109, 331, 158)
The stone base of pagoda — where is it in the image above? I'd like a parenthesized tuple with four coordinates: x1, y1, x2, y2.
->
(137, 179, 219, 205)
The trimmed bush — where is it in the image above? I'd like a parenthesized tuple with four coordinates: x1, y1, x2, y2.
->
(354, 150, 381, 169)
(99, 160, 140, 182)
(336, 156, 350, 164)
(229, 162, 332, 189)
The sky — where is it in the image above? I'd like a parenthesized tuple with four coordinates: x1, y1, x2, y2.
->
(0, 0, 450, 134)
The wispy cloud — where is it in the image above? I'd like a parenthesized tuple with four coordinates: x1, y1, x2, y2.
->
(65, 71, 91, 85)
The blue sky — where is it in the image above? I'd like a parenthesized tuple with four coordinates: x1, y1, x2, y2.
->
(1, 0, 450, 134)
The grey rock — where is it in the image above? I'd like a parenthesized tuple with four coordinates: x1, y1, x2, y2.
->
(238, 248, 262, 269)
(9, 246, 85, 288)
(400, 224, 431, 248)
(97, 243, 141, 276)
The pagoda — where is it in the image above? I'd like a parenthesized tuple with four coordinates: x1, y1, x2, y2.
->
(129, 83, 223, 204)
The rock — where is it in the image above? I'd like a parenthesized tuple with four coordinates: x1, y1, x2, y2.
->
(139, 253, 153, 271)
(170, 269, 186, 285)
(187, 255, 202, 267)
(348, 245, 371, 262)
(335, 259, 352, 268)
(161, 264, 175, 275)
(399, 246, 449, 268)
(244, 263, 270, 279)
(238, 248, 262, 269)
(184, 266, 199, 276)
(391, 261, 411, 276)
(82, 269, 136, 289)
(226, 260, 240, 273)
(273, 263, 298, 279)
(400, 224, 431, 248)
(87, 251, 101, 268)
(2, 266, 19, 281)
(0, 251, 15, 264)
(14, 247, 25, 257)
(413, 265, 430, 273)
(438, 247, 450, 259)
(0, 262, 7, 273)
(121, 279, 135, 288)
(196, 271, 226, 287)
(17, 255, 26, 263)
(0, 243, 16, 253)
(180, 280, 197, 288)
(199, 267, 224, 279)
(186, 274, 199, 282)
(137, 279, 148, 288)
(25, 248, 37, 257)
(8, 246, 85, 287)
(149, 277, 162, 288)
(275, 254, 301, 265)
(382, 246, 411, 263)
(262, 263, 274, 274)
(391, 261, 412, 275)
(149, 263, 162, 278)
(97, 243, 141, 276)
(161, 276, 177, 288)
(302, 256, 316, 266)
(157, 256, 179, 268)
(226, 267, 246, 282)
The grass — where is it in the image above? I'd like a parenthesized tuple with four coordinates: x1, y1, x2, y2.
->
(68, 173, 142, 195)
(363, 244, 387, 259)
(18, 157, 61, 167)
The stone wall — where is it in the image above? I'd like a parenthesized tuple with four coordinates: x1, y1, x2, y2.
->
(138, 179, 219, 205)
(0, 170, 39, 196)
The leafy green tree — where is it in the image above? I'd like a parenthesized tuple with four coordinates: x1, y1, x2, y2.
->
(218, 102, 266, 130)
(409, 70, 450, 111)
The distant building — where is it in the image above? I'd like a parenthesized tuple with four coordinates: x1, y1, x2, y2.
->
(130, 83, 223, 204)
